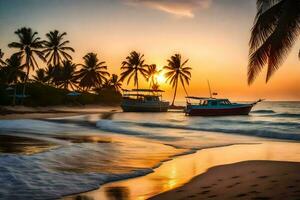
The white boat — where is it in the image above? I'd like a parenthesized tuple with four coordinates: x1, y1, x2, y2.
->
(121, 89, 169, 112)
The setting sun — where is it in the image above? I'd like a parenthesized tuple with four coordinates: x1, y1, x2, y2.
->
(156, 72, 166, 84)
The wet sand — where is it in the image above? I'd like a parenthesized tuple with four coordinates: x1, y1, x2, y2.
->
(66, 141, 300, 200)
(151, 161, 300, 200)
(0, 135, 57, 155)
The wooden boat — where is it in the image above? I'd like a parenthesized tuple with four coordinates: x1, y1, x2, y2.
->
(185, 96, 261, 116)
(121, 89, 169, 112)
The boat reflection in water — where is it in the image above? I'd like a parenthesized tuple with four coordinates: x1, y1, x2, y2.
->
(121, 89, 169, 112)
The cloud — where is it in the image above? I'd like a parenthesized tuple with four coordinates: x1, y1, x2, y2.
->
(124, 0, 212, 18)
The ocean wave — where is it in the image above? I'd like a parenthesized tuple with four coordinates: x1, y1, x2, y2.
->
(214, 119, 300, 127)
(0, 153, 156, 200)
(272, 113, 300, 118)
(96, 120, 181, 142)
(251, 109, 276, 114)
(95, 119, 300, 142)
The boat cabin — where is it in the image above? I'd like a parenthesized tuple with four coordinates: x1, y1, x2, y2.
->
(122, 89, 165, 102)
(186, 97, 233, 107)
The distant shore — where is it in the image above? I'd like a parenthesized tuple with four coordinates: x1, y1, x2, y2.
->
(0, 105, 119, 119)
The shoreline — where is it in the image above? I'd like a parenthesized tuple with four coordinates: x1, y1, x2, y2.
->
(0, 105, 119, 119)
(65, 141, 300, 200)
(1, 107, 300, 199)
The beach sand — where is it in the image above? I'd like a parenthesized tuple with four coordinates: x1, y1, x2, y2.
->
(66, 142, 300, 200)
(151, 161, 300, 200)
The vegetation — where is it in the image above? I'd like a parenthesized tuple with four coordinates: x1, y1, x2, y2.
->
(0, 49, 5, 65)
(146, 64, 161, 89)
(1, 27, 194, 107)
(43, 30, 75, 66)
(76, 53, 110, 91)
(33, 69, 48, 83)
(164, 54, 191, 106)
(8, 27, 45, 96)
(0, 27, 122, 106)
(248, 0, 300, 84)
(120, 51, 148, 90)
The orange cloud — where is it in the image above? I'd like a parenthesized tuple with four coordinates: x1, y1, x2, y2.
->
(124, 0, 212, 18)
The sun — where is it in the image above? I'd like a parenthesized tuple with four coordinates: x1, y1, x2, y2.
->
(156, 73, 166, 84)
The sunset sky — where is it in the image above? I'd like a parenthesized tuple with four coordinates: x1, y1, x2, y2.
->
(0, 0, 299, 101)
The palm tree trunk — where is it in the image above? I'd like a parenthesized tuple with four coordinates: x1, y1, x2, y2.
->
(135, 71, 139, 96)
(22, 66, 30, 104)
(171, 79, 178, 106)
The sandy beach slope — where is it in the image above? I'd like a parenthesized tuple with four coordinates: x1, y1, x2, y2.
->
(150, 161, 300, 200)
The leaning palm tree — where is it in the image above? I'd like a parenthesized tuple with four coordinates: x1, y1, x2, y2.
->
(164, 54, 191, 106)
(146, 64, 161, 88)
(43, 30, 75, 66)
(76, 53, 110, 91)
(58, 60, 78, 90)
(8, 27, 45, 96)
(33, 69, 48, 83)
(248, 0, 300, 84)
(120, 51, 148, 90)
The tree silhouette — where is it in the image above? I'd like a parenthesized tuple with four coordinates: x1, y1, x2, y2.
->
(0, 49, 5, 66)
(76, 53, 110, 91)
(8, 27, 45, 96)
(164, 54, 191, 106)
(146, 64, 161, 88)
(43, 30, 75, 66)
(58, 60, 78, 90)
(33, 69, 48, 83)
(120, 51, 148, 90)
(248, 0, 300, 84)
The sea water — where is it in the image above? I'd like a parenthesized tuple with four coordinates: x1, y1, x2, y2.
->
(0, 101, 299, 199)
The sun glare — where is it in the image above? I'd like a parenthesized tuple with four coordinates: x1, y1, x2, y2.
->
(156, 73, 166, 84)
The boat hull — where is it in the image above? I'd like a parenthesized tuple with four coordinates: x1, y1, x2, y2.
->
(121, 104, 169, 112)
(186, 104, 253, 116)
(121, 100, 169, 112)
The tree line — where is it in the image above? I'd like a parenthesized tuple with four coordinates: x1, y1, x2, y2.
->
(0, 27, 192, 105)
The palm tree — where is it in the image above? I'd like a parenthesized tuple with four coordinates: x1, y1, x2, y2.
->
(3, 54, 26, 85)
(8, 27, 45, 96)
(3, 54, 26, 105)
(43, 30, 75, 66)
(151, 82, 160, 91)
(76, 53, 110, 91)
(146, 64, 161, 88)
(120, 51, 148, 90)
(164, 54, 191, 106)
(248, 0, 300, 84)
(33, 69, 48, 83)
(109, 74, 122, 92)
(0, 49, 5, 65)
(58, 60, 78, 90)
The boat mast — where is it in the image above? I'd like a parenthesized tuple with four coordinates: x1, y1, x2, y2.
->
(207, 80, 212, 98)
